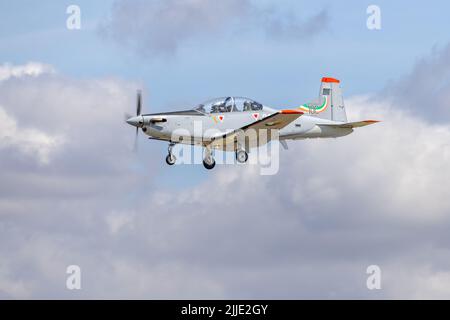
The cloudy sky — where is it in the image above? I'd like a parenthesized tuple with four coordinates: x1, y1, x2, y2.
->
(1, 0, 450, 299)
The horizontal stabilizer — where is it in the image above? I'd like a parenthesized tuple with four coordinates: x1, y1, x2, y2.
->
(319, 120, 379, 129)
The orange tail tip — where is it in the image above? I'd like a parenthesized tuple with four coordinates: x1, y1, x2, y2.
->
(321, 77, 340, 83)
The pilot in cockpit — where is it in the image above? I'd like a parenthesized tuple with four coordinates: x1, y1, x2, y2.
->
(251, 101, 263, 111)
(211, 101, 227, 113)
(243, 100, 262, 111)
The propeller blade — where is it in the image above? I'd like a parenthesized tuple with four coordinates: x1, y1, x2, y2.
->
(137, 90, 142, 116)
(133, 127, 139, 152)
(127, 89, 143, 152)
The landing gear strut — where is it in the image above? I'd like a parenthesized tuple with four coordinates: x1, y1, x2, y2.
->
(165, 143, 176, 165)
(203, 148, 216, 170)
(235, 150, 248, 164)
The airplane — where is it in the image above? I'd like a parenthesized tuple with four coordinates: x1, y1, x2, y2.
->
(125, 77, 379, 170)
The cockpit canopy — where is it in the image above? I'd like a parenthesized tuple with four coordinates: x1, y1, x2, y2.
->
(195, 97, 263, 114)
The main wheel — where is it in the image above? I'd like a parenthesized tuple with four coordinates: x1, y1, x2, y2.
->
(203, 158, 216, 170)
(165, 154, 176, 165)
(236, 150, 248, 163)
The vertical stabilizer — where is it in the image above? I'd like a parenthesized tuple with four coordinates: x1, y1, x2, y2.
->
(300, 77, 347, 122)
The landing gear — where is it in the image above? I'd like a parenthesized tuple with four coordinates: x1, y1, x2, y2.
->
(235, 150, 248, 163)
(203, 158, 216, 170)
(166, 154, 176, 165)
(165, 143, 176, 166)
(203, 148, 216, 170)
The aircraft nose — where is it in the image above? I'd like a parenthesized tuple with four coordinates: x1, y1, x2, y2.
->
(126, 116, 142, 127)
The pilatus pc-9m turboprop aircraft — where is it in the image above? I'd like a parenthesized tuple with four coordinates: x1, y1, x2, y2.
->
(125, 77, 379, 170)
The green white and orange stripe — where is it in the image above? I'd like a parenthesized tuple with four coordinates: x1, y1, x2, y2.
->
(298, 95, 329, 114)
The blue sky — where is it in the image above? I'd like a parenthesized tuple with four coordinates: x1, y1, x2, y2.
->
(1, 0, 449, 108)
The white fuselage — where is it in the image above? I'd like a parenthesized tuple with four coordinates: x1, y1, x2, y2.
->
(140, 106, 353, 150)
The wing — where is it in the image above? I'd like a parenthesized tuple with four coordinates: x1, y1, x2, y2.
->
(208, 110, 303, 151)
(319, 120, 380, 129)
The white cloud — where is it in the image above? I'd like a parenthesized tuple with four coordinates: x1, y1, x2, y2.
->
(413, 271, 450, 299)
(0, 62, 55, 82)
(0, 107, 64, 165)
(1, 62, 450, 299)
(0, 265, 32, 299)
(100, 0, 329, 56)
(106, 211, 135, 235)
(383, 43, 450, 123)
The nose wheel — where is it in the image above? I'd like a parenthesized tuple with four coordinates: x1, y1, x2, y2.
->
(165, 143, 176, 166)
(236, 150, 248, 163)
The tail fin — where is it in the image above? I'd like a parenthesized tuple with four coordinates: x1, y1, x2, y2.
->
(300, 77, 347, 122)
